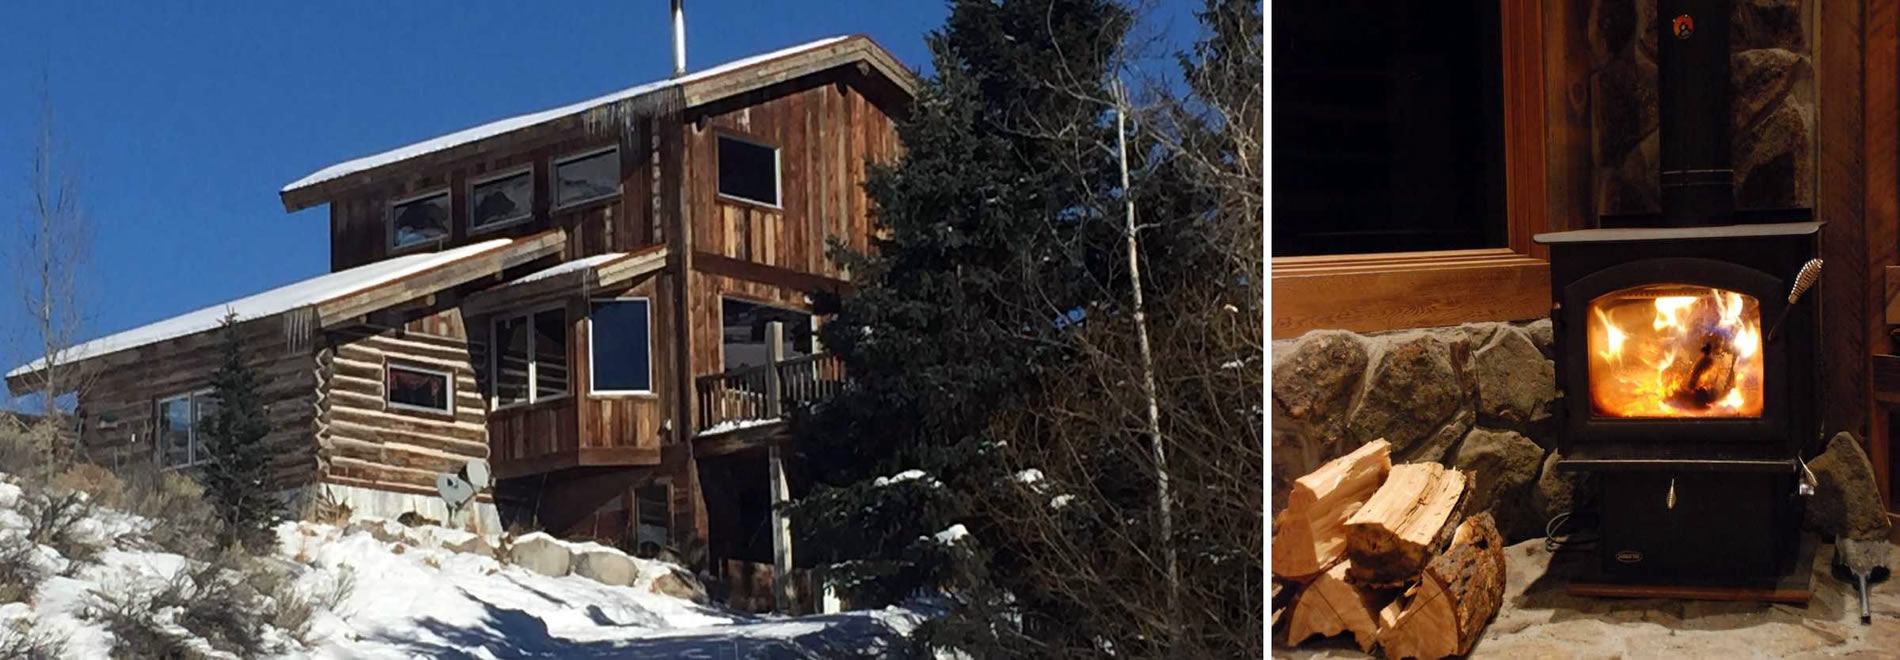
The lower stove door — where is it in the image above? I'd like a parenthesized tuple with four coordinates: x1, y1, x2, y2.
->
(1595, 471, 1803, 582)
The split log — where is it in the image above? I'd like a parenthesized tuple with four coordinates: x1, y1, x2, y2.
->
(1375, 513, 1507, 660)
(1344, 462, 1466, 586)
(1272, 440, 1393, 579)
(1285, 559, 1397, 651)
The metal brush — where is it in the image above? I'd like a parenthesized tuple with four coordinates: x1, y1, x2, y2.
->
(1764, 259, 1824, 343)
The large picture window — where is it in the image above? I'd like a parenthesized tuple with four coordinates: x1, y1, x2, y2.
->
(386, 363, 454, 414)
(390, 190, 451, 251)
(157, 390, 217, 468)
(470, 168, 533, 232)
(1273, 1, 1505, 257)
(590, 298, 652, 393)
(720, 297, 811, 371)
(553, 148, 619, 208)
(493, 307, 568, 409)
(716, 136, 780, 207)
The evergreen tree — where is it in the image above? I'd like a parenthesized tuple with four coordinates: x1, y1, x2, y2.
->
(198, 311, 282, 551)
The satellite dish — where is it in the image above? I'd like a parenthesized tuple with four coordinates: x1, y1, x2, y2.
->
(436, 473, 476, 509)
(462, 460, 492, 491)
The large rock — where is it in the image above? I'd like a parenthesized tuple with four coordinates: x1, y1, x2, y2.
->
(1451, 428, 1546, 541)
(508, 535, 573, 577)
(1600, 131, 1661, 216)
(1733, 0, 1806, 51)
(1735, 99, 1813, 209)
(650, 567, 710, 605)
(446, 535, 496, 559)
(1731, 48, 1806, 131)
(1594, 54, 1658, 167)
(1271, 331, 1370, 510)
(1806, 432, 1893, 540)
(1347, 332, 1474, 463)
(573, 549, 641, 587)
(1532, 449, 1594, 526)
(1473, 328, 1556, 428)
(1591, 0, 1636, 67)
(1523, 319, 1554, 360)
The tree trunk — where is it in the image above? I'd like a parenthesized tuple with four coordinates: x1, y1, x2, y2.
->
(1286, 559, 1398, 651)
(1271, 439, 1392, 579)
(1375, 513, 1507, 660)
(1344, 462, 1466, 587)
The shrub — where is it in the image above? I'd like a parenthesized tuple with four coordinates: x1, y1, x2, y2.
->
(0, 616, 67, 659)
(51, 463, 125, 509)
(20, 489, 100, 569)
(89, 547, 324, 658)
(0, 535, 42, 604)
(118, 463, 221, 560)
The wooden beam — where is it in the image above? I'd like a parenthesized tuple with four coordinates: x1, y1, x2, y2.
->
(1866, 0, 1899, 509)
(694, 251, 854, 296)
(770, 444, 794, 612)
(491, 446, 664, 481)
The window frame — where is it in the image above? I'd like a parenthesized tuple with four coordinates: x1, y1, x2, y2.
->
(550, 146, 621, 210)
(384, 361, 456, 415)
(489, 303, 572, 411)
(467, 165, 536, 234)
(587, 297, 656, 396)
(155, 388, 215, 469)
(1270, 0, 1555, 339)
(387, 188, 453, 254)
(714, 133, 783, 209)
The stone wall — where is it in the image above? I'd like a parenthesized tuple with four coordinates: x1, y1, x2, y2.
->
(1595, 0, 1814, 214)
(1271, 321, 1584, 541)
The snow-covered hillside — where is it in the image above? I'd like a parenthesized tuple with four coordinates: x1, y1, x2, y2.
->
(0, 473, 929, 658)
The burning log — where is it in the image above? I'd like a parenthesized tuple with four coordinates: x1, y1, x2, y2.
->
(1272, 440, 1393, 579)
(1344, 462, 1467, 587)
(1286, 559, 1398, 651)
(1374, 513, 1507, 660)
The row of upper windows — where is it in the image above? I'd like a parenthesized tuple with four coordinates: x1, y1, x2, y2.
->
(385, 136, 783, 253)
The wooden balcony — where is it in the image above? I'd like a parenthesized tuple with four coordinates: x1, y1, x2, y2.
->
(695, 352, 844, 435)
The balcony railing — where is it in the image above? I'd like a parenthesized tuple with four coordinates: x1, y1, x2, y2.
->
(695, 352, 844, 433)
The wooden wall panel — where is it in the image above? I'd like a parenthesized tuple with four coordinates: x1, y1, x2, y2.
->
(684, 73, 899, 281)
(686, 271, 812, 379)
(74, 317, 317, 487)
(320, 327, 488, 493)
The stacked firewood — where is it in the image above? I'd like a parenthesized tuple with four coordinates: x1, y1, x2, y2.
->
(1270, 440, 1507, 660)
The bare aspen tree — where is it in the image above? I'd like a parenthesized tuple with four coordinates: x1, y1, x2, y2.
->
(14, 83, 92, 469)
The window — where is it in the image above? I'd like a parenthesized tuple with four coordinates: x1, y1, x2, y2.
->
(716, 136, 780, 207)
(1272, 1, 1505, 256)
(390, 190, 451, 251)
(589, 299, 652, 393)
(720, 297, 811, 371)
(157, 390, 216, 468)
(386, 363, 454, 413)
(553, 148, 619, 208)
(633, 485, 670, 557)
(493, 307, 568, 408)
(470, 168, 533, 232)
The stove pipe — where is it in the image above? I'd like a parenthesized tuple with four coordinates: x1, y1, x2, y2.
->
(1658, 0, 1734, 225)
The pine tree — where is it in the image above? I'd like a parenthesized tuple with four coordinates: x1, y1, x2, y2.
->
(198, 311, 283, 551)
(786, 0, 1147, 652)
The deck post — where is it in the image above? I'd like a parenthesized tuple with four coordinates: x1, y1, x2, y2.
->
(765, 320, 793, 611)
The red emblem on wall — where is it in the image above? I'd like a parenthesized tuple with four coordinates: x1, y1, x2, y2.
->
(1673, 14, 1695, 40)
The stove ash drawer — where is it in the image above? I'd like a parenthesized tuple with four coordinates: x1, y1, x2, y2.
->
(1595, 471, 1803, 580)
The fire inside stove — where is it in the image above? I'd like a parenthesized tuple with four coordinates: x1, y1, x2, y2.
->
(1587, 284, 1764, 418)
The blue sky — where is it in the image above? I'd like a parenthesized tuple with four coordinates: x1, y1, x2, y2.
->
(0, 2, 1201, 407)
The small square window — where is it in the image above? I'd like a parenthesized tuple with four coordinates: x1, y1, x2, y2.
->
(590, 299, 652, 392)
(553, 148, 619, 208)
(717, 136, 779, 206)
(387, 363, 453, 413)
(470, 169, 533, 231)
(391, 191, 450, 250)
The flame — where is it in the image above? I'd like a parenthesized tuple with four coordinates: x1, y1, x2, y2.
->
(1587, 284, 1764, 418)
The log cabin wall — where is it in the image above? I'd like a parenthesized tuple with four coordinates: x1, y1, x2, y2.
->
(327, 126, 659, 272)
(684, 69, 901, 281)
(320, 313, 488, 497)
(75, 317, 317, 488)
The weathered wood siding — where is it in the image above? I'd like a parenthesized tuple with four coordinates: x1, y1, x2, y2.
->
(686, 272, 813, 380)
(74, 317, 317, 487)
(328, 127, 659, 272)
(320, 318, 488, 496)
(685, 71, 901, 279)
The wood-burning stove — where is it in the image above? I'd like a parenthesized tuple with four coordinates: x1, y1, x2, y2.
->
(1534, 0, 1821, 598)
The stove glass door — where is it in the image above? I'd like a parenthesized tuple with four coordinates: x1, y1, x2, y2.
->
(1586, 283, 1764, 418)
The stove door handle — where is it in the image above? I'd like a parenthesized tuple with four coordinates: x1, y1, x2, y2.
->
(1797, 457, 1817, 496)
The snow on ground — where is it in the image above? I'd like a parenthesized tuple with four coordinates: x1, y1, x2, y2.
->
(0, 473, 933, 658)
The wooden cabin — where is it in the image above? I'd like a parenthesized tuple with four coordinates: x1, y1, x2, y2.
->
(6, 35, 913, 605)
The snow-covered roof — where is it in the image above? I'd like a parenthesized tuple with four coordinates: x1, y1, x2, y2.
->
(282, 36, 852, 194)
(6, 239, 514, 378)
(507, 252, 627, 286)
